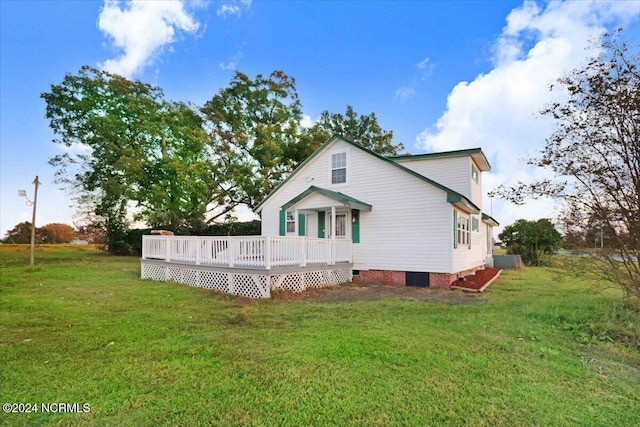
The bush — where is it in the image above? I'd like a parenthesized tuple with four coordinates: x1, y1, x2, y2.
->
(200, 220, 261, 236)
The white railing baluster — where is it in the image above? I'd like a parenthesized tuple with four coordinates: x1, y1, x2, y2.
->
(140, 235, 352, 269)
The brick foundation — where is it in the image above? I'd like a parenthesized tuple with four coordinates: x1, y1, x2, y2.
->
(353, 267, 484, 288)
(429, 273, 453, 287)
(353, 270, 406, 285)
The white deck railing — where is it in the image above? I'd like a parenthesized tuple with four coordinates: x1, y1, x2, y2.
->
(142, 235, 352, 269)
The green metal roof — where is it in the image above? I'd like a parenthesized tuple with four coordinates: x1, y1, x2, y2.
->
(281, 185, 373, 211)
(391, 148, 491, 171)
(255, 134, 482, 215)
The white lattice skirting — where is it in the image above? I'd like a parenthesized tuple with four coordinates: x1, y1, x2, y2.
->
(141, 260, 352, 299)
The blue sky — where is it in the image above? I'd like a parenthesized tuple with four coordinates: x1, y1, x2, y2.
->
(1, 0, 639, 236)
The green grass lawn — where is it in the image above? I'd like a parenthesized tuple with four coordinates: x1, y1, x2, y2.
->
(1, 245, 639, 426)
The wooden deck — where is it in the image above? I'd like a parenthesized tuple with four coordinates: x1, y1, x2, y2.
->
(141, 236, 353, 298)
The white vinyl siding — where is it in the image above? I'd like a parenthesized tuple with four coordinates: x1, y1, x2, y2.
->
(452, 212, 487, 273)
(260, 139, 453, 273)
(260, 137, 490, 274)
(398, 156, 483, 210)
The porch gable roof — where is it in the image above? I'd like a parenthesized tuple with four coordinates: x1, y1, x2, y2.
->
(281, 185, 373, 212)
(482, 213, 500, 226)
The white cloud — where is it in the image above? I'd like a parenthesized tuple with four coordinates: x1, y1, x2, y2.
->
(217, 1, 252, 18)
(217, 4, 240, 17)
(395, 85, 416, 101)
(395, 56, 433, 102)
(300, 114, 314, 129)
(219, 51, 243, 70)
(416, 0, 640, 231)
(416, 57, 430, 69)
(98, 0, 200, 78)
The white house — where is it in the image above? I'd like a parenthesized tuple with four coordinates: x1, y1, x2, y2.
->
(141, 134, 498, 298)
(255, 134, 498, 287)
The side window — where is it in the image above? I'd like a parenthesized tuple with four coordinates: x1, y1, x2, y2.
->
(331, 152, 347, 184)
(471, 164, 479, 183)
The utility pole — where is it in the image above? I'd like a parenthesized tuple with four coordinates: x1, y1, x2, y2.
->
(18, 176, 40, 267)
(30, 176, 40, 266)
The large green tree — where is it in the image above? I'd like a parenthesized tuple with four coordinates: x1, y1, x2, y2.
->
(42, 66, 214, 250)
(492, 30, 640, 300)
(498, 219, 562, 266)
(312, 105, 405, 157)
(201, 70, 309, 212)
(133, 101, 215, 233)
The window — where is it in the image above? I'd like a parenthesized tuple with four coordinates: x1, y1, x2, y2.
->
(331, 152, 347, 184)
(329, 213, 347, 238)
(472, 217, 480, 232)
(286, 212, 295, 233)
(471, 164, 479, 183)
(457, 213, 470, 247)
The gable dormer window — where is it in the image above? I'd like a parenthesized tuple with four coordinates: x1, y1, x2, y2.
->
(331, 152, 347, 184)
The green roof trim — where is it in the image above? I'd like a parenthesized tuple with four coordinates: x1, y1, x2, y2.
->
(391, 148, 491, 171)
(482, 213, 500, 226)
(255, 134, 481, 215)
(447, 193, 480, 214)
(281, 186, 372, 212)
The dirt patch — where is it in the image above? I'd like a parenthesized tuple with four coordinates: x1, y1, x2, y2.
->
(270, 283, 484, 305)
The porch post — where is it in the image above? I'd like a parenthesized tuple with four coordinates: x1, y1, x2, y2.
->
(330, 206, 336, 240)
(300, 237, 306, 267)
(330, 206, 336, 265)
(294, 209, 299, 236)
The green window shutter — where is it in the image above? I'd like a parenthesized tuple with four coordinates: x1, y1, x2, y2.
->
(279, 211, 286, 236)
(317, 211, 325, 238)
(453, 210, 458, 249)
(351, 209, 360, 243)
(298, 213, 306, 236)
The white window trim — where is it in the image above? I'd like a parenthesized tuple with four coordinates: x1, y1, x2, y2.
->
(286, 212, 295, 235)
(457, 213, 470, 248)
(328, 212, 348, 239)
(329, 148, 349, 186)
(471, 164, 479, 183)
